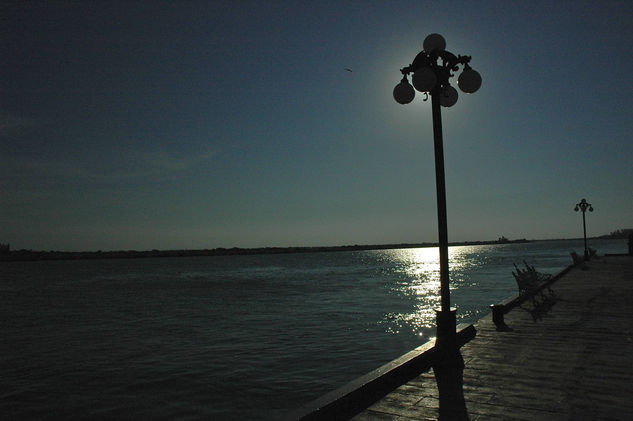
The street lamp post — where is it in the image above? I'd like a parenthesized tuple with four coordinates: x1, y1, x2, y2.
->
(393, 34, 480, 419)
(393, 34, 481, 344)
(574, 198, 593, 260)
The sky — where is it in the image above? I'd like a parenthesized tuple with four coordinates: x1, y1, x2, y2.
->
(1, 0, 632, 251)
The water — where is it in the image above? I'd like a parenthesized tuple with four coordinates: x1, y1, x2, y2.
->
(0, 239, 626, 420)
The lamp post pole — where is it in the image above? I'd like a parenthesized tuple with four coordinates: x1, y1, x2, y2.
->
(393, 34, 481, 420)
(430, 87, 453, 342)
(393, 33, 481, 344)
(431, 87, 450, 313)
(574, 198, 593, 260)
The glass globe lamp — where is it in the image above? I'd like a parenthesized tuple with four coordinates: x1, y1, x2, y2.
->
(412, 67, 437, 92)
(423, 33, 446, 52)
(440, 86, 458, 107)
(458, 68, 482, 93)
(393, 79, 415, 104)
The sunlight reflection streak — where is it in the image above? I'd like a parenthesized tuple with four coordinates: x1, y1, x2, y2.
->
(377, 246, 482, 336)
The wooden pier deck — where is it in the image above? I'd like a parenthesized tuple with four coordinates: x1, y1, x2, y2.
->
(350, 255, 633, 420)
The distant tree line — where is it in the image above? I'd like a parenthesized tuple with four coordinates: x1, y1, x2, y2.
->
(600, 229, 633, 239)
(0, 238, 531, 262)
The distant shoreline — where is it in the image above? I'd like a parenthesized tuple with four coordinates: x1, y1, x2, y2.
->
(1, 239, 532, 262)
(3, 236, 626, 262)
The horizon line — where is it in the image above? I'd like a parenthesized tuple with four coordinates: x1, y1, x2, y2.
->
(4, 236, 621, 257)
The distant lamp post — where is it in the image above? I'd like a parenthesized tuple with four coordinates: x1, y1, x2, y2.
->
(574, 198, 594, 260)
(394, 34, 480, 419)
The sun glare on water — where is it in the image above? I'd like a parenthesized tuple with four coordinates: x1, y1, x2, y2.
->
(378, 246, 480, 337)
(378, 247, 441, 335)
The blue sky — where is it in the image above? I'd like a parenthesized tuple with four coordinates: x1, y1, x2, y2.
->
(1, 0, 632, 251)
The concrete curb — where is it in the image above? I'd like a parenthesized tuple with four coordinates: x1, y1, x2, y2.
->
(285, 323, 476, 421)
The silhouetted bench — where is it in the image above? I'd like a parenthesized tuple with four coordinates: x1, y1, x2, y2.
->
(570, 251, 584, 265)
(490, 262, 556, 330)
(571, 248, 597, 265)
(512, 261, 552, 305)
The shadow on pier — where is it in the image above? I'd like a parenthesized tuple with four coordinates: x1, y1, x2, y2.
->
(519, 291, 560, 323)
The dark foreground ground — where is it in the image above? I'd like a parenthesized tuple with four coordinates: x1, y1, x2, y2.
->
(352, 255, 633, 420)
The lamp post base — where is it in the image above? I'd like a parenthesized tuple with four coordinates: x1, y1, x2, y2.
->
(433, 308, 468, 420)
(435, 308, 457, 347)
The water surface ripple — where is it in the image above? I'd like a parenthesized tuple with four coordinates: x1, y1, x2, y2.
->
(0, 239, 625, 420)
